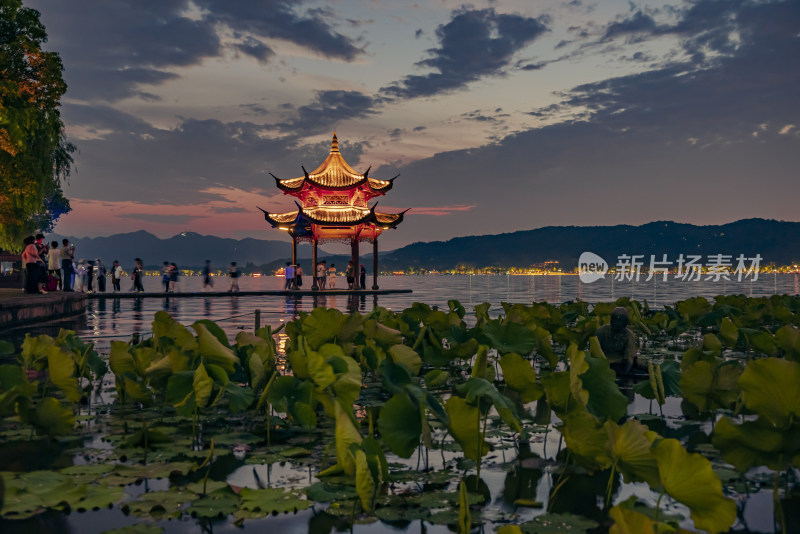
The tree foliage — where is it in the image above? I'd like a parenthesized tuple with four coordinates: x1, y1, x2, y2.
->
(0, 0, 73, 251)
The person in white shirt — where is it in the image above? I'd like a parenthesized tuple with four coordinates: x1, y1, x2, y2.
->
(47, 240, 61, 290)
(316, 260, 326, 289)
(111, 260, 123, 292)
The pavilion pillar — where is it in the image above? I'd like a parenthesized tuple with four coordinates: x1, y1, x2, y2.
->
(291, 235, 297, 266)
(311, 238, 319, 290)
(372, 238, 379, 290)
(351, 237, 359, 290)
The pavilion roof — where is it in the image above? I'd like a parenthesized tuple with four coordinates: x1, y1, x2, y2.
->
(259, 204, 406, 229)
(273, 133, 396, 193)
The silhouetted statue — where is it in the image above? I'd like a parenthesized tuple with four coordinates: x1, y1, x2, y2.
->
(595, 307, 636, 372)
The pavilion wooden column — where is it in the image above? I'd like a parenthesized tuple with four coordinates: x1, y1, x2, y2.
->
(311, 238, 319, 290)
(291, 235, 297, 266)
(372, 238, 379, 290)
(351, 237, 359, 289)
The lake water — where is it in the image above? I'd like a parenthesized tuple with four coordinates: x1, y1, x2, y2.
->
(3, 272, 797, 350)
(2, 274, 796, 533)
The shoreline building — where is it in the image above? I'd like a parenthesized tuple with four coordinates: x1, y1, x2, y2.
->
(260, 132, 407, 289)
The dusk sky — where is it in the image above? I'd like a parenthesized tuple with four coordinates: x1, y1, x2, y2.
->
(31, 0, 800, 251)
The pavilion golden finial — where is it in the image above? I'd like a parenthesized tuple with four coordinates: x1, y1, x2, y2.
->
(331, 131, 339, 153)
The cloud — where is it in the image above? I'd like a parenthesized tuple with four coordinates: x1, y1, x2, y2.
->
(381, 8, 549, 99)
(29, 0, 362, 102)
(369, 0, 800, 245)
(197, 0, 363, 61)
(276, 90, 381, 136)
(60, 105, 369, 205)
(406, 204, 477, 216)
(234, 37, 275, 64)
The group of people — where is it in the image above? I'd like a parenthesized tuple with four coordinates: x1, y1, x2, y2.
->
(283, 260, 367, 290)
(21, 235, 127, 294)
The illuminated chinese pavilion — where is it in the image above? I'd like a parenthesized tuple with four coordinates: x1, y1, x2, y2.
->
(259, 132, 406, 290)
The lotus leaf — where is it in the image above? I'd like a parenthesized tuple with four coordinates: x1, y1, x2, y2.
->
(237, 487, 310, 515)
(560, 409, 611, 471)
(193, 363, 213, 409)
(574, 347, 628, 422)
(743, 329, 777, 356)
(223, 382, 254, 412)
(378, 393, 421, 458)
(388, 344, 422, 376)
(719, 318, 739, 347)
(605, 419, 660, 486)
(738, 357, 800, 428)
(152, 310, 197, 352)
(679, 360, 742, 413)
(29, 397, 75, 436)
(186, 487, 241, 518)
(482, 319, 538, 356)
(775, 325, 800, 361)
(332, 402, 363, 476)
(712, 415, 800, 471)
(455, 377, 521, 433)
(499, 353, 543, 403)
(445, 396, 488, 461)
(634, 360, 681, 400)
(46, 345, 82, 402)
(302, 308, 346, 349)
(651, 438, 736, 534)
(124, 488, 194, 518)
(330, 354, 363, 407)
(609, 505, 656, 534)
(355, 449, 376, 512)
(518, 512, 598, 533)
(193, 323, 237, 374)
(702, 334, 722, 356)
(424, 369, 449, 388)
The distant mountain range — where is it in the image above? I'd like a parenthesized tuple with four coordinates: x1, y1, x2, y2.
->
(52, 219, 800, 272)
(49, 231, 316, 270)
(381, 218, 800, 270)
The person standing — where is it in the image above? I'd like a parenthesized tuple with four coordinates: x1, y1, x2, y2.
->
(345, 260, 354, 289)
(86, 260, 95, 293)
(111, 260, 122, 292)
(132, 258, 144, 292)
(328, 263, 336, 289)
(96, 259, 107, 292)
(60, 238, 73, 291)
(74, 260, 87, 292)
(316, 260, 326, 289)
(228, 262, 240, 292)
(284, 262, 294, 290)
(47, 240, 61, 290)
(34, 234, 48, 293)
(360, 264, 366, 290)
(202, 260, 213, 290)
(22, 235, 42, 294)
(161, 261, 170, 293)
(295, 264, 303, 288)
(170, 263, 179, 292)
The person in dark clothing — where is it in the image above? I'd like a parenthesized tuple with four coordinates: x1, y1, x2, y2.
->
(132, 258, 145, 292)
(360, 264, 366, 289)
(96, 259, 107, 292)
(87, 260, 95, 292)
